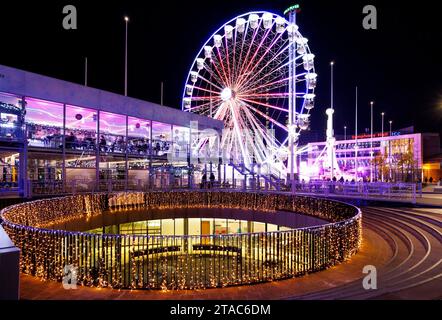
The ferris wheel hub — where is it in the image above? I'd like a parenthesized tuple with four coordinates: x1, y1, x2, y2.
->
(221, 87, 234, 101)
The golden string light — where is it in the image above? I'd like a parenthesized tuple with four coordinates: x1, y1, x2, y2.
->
(0, 191, 362, 290)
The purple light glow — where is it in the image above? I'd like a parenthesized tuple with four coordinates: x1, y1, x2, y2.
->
(26, 98, 64, 126)
(100, 111, 126, 135)
(128, 117, 150, 138)
(66, 105, 97, 130)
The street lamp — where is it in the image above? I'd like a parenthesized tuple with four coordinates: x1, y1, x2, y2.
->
(389, 120, 393, 181)
(329, 61, 335, 180)
(370, 101, 374, 182)
(330, 61, 334, 110)
(381, 112, 385, 181)
(124, 16, 129, 96)
(381, 112, 385, 136)
(344, 126, 347, 170)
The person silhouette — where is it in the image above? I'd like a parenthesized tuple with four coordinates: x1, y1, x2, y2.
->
(201, 173, 207, 189)
(209, 172, 215, 188)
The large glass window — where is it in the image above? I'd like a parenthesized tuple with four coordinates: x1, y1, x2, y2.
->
(172, 125, 190, 161)
(128, 157, 149, 189)
(65, 105, 98, 151)
(99, 112, 126, 154)
(214, 218, 227, 235)
(151, 121, 172, 156)
(28, 152, 63, 194)
(0, 151, 20, 190)
(98, 155, 126, 191)
(65, 105, 97, 184)
(25, 98, 64, 148)
(127, 117, 150, 156)
(0, 92, 25, 141)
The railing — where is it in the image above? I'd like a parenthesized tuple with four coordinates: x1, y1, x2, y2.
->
(0, 191, 361, 290)
(286, 181, 421, 203)
(27, 179, 421, 203)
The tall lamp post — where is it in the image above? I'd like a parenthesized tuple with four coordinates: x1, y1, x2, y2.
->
(381, 112, 385, 181)
(370, 101, 374, 182)
(124, 16, 129, 96)
(381, 112, 385, 136)
(354, 87, 358, 182)
(327, 61, 335, 181)
(344, 126, 347, 170)
(389, 120, 393, 181)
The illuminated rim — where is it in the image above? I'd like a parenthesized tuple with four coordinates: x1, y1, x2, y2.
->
(182, 11, 317, 176)
(1, 192, 360, 290)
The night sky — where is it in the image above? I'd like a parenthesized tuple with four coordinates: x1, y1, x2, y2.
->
(1, 0, 441, 141)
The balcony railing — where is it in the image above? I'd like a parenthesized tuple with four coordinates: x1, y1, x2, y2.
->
(27, 178, 421, 203)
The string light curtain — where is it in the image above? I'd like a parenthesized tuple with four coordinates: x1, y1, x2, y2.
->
(1, 191, 362, 290)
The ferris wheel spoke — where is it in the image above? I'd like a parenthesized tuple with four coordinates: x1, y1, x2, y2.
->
(215, 47, 232, 87)
(223, 37, 233, 86)
(213, 101, 230, 120)
(208, 56, 230, 88)
(195, 74, 225, 92)
(236, 23, 276, 88)
(241, 101, 288, 132)
(239, 53, 303, 93)
(242, 74, 306, 95)
(235, 20, 262, 89)
(240, 121, 260, 162)
(241, 61, 306, 92)
(245, 109, 274, 163)
(238, 92, 293, 99)
(192, 85, 221, 96)
(188, 98, 222, 113)
(232, 22, 250, 85)
(239, 97, 288, 112)
(202, 64, 228, 89)
(242, 105, 278, 151)
(236, 29, 286, 89)
(229, 102, 251, 165)
(188, 96, 221, 102)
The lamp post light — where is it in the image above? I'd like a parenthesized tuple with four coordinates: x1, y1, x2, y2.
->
(381, 112, 385, 136)
(124, 16, 129, 96)
(344, 126, 347, 170)
(327, 60, 335, 181)
(381, 112, 385, 181)
(354, 87, 358, 183)
(370, 101, 374, 183)
(330, 61, 334, 110)
(389, 120, 393, 181)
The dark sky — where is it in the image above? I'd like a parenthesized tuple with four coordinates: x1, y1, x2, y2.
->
(1, 0, 441, 139)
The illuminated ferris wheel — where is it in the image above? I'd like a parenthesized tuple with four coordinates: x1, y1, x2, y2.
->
(182, 9, 316, 179)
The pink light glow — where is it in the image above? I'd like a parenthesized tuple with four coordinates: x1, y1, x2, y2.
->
(66, 105, 97, 130)
(100, 111, 126, 135)
(128, 117, 150, 138)
(26, 98, 63, 126)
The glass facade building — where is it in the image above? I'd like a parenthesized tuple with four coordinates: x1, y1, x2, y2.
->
(305, 133, 424, 182)
(0, 64, 223, 197)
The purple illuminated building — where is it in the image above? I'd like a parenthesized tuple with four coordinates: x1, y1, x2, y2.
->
(304, 131, 440, 183)
(0, 64, 223, 198)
